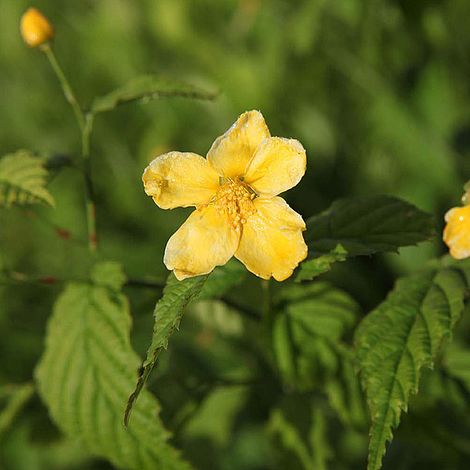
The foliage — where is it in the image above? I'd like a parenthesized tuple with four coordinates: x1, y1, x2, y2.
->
(91, 75, 216, 114)
(305, 195, 436, 257)
(296, 244, 347, 282)
(0, 383, 34, 437)
(36, 262, 190, 470)
(2, 1, 470, 469)
(125, 273, 208, 424)
(356, 258, 470, 470)
(273, 282, 359, 389)
(0, 150, 54, 208)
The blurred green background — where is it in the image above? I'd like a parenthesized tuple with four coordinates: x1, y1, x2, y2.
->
(1, 0, 470, 469)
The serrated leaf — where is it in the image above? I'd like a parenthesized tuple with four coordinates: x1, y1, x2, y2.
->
(0, 150, 54, 208)
(91, 75, 217, 114)
(125, 273, 208, 425)
(296, 244, 347, 282)
(305, 195, 435, 257)
(35, 262, 191, 470)
(355, 258, 470, 470)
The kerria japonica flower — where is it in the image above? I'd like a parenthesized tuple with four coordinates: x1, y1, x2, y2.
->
(443, 187, 470, 259)
(142, 110, 308, 281)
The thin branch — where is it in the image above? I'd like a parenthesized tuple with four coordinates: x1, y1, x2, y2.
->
(41, 43, 84, 132)
(41, 43, 97, 252)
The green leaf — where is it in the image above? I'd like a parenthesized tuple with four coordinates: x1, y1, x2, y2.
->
(0, 150, 54, 208)
(305, 195, 435, 257)
(296, 244, 347, 282)
(125, 273, 208, 425)
(91, 75, 217, 114)
(273, 283, 359, 389)
(355, 258, 470, 470)
(35, 262, 191, 470)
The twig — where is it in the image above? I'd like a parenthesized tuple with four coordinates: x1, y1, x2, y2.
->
(41, 43, 97, 252)
(41, 43, 84, 132)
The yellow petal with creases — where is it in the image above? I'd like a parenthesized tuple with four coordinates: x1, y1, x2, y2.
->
(244, 137, 306, 196)
(235, 197, 307, 281)
(143, 152, 219, 209)
(164, 204, 240, 280)
(207, 110, 270, 178)
(443, 205, 470, 259)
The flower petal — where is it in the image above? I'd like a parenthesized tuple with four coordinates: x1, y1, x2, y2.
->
(244, 137, 306, 196)
(235, 197, 307, 281)
(164, 204, 240, 280)
(143, 152, 219, 209)
(207, 110, 270, 178)
(443, 206, 470, 259)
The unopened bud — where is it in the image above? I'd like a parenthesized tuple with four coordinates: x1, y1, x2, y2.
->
(20, 7, 54, 48)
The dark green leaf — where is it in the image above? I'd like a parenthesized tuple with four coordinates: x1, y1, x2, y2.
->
(305, 195, 435, 257)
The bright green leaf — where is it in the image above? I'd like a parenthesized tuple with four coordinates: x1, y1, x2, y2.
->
(0, 150, 54, 208)
(305, 195, 435, 257)
(91, 75, 217, 114)
(125, 273, 208, 425)
(35, 262, 191, 470)
(355, 258, 470, 470)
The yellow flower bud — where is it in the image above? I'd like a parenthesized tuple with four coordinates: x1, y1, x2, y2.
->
(443, 205, 470, 259)
(20, 7, 54, 48)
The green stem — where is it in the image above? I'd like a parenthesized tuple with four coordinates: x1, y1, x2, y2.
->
(82, 113, 97, 251)
(41, 43, 97, 252)
(41, 43, 85, 132)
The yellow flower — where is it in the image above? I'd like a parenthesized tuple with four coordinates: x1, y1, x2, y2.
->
(20, 7, 54, 48)
(443, 205, 470, 259)
(143, 110, 308, 281)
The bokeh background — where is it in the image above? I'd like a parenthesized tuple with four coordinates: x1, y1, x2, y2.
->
(1, 0, 470, 469)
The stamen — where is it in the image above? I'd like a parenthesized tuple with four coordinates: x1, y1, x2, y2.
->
(214, 177, 257, 229)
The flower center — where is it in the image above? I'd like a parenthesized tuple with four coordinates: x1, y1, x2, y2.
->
(213, 177, 257, 229)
